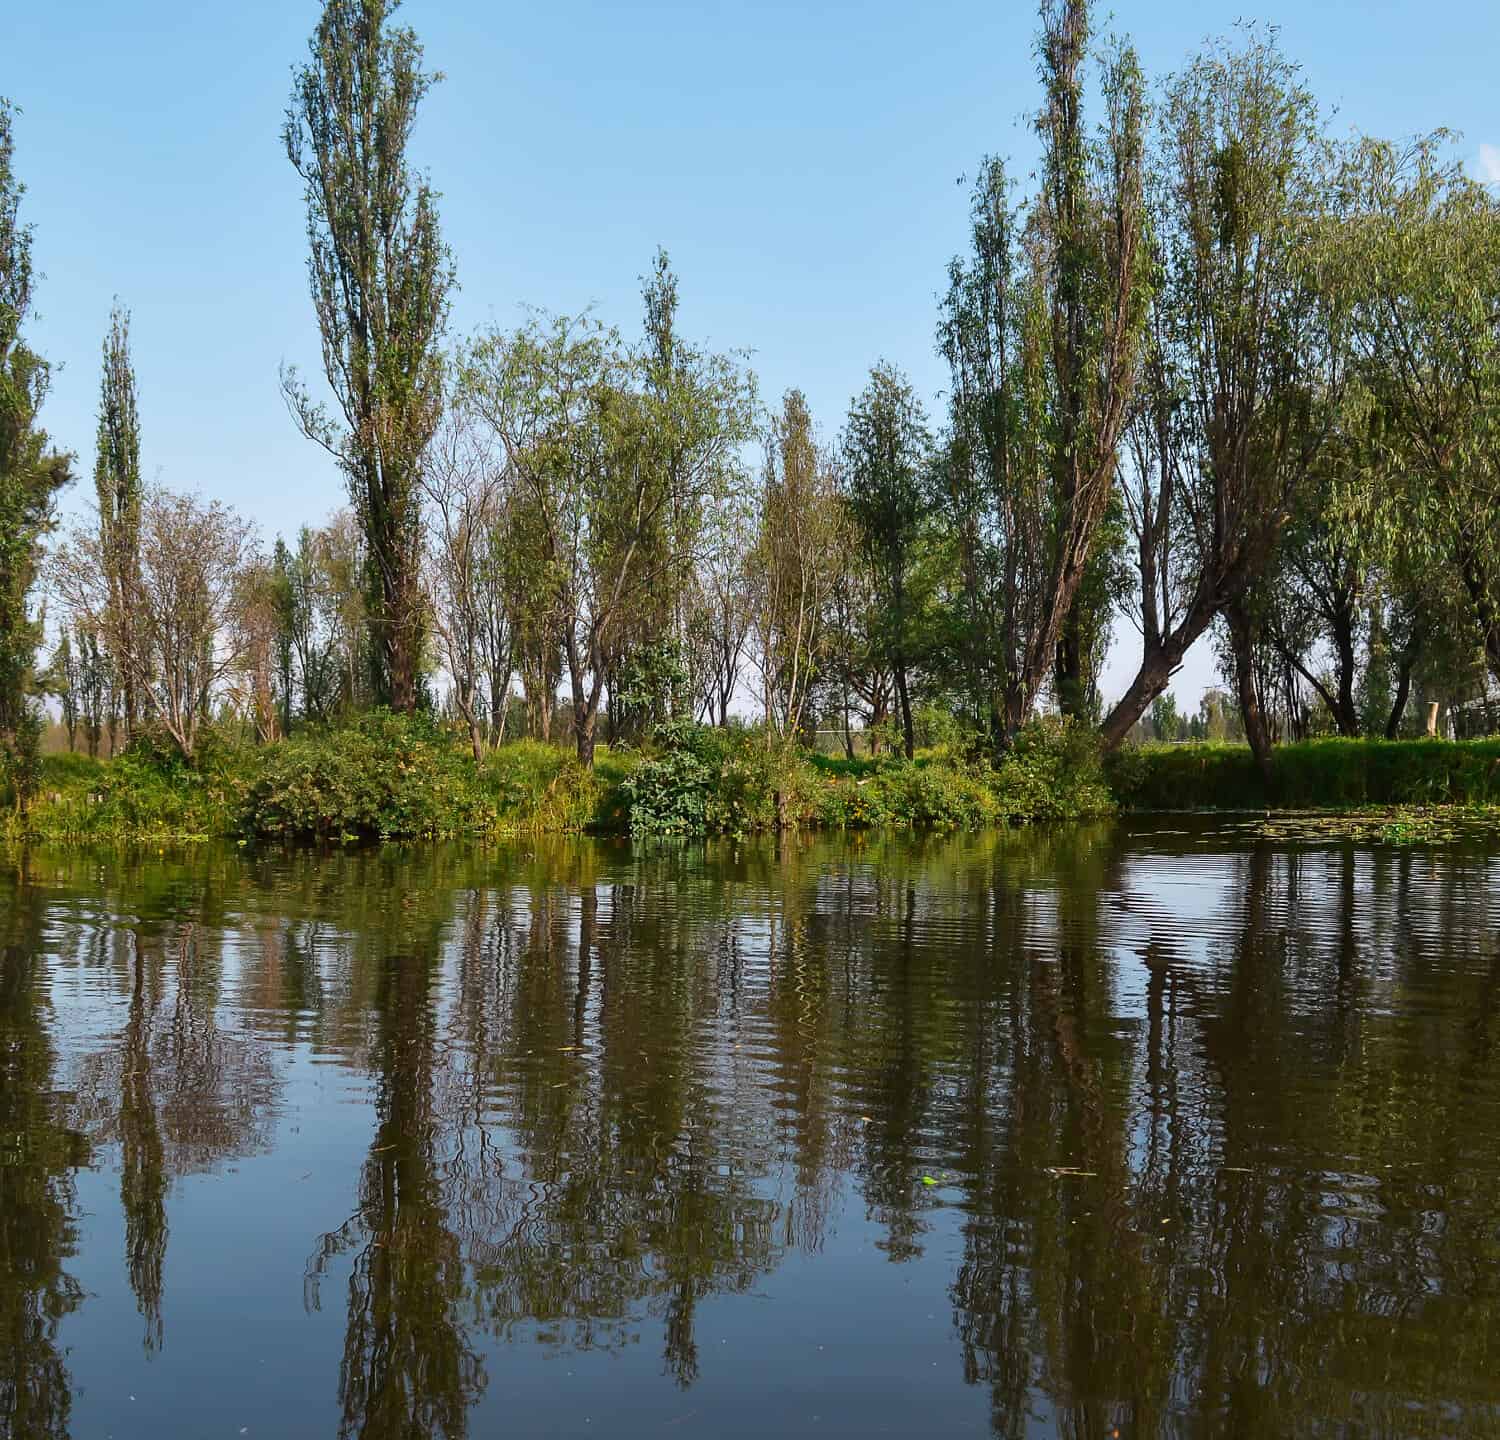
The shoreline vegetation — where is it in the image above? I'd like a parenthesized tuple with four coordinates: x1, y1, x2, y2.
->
(4, 713, 1498, 846)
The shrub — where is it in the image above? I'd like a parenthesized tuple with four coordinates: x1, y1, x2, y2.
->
(990, 717, 1116, 821)
(620, 721, 720, 835)
(4, 729, 250, 841)
(483, 737, 618, 832)
(240, 710, 491, 840)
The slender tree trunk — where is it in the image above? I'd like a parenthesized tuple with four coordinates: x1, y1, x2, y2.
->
(893, 654, 914, 761)
(565, 634, 601, 768)
(1225, 598, 1274, 788)
(1385, 641, 1418, 739)
(1054, 596, 1088, 721)
(574, 702, 596, 766)
(1332, 606, 1359, 737)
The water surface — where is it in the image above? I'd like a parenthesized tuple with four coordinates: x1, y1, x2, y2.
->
(3, 823, 1499, 1438)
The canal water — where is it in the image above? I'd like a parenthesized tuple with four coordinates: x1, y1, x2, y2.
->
(3, 822, 1498, 1438)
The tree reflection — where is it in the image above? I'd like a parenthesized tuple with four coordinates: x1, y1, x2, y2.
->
(0, 854, 87, 1440)
(63, 861, 280, 1356)
(305, 877, 483, 1440)
(9, 830, 1500, 1438)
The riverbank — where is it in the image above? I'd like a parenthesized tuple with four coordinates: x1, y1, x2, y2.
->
(6, 715, 1499, 845)
(3, 712, 1112, 843)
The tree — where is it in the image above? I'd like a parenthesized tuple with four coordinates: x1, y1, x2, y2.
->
(0, 98, 72, 809)
(939, 0, 1148, 746)
(684, 493, 754, 727)
(1037, 0, 1149, 724)
(750, 390, 847, 745)
(1333, 137, 1500, 688)
(94, 303, 142, 739)
(464, 315, 631, 765)
(822, 544, 893, 755)
(1101, 27, 1337, 774)
(56, 488, 259, 761)
(232, 557, 283, 743)
(937, 157, 1049, 743)
(73, 621, 107, 758)
(421, 398, 511, 762)
(842, 363, 932, 760)
(1148, 690, 1181, 742)
(465, 277, 753, 765)
(49, 631, 78, 752)
(283, 0, 454, 713)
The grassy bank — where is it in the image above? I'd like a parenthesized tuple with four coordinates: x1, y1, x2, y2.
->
(9, 720, 1499, 846)
(1, 712, 1113, 844)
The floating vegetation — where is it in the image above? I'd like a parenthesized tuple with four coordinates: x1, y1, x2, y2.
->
(1254, 806, 1500, 846)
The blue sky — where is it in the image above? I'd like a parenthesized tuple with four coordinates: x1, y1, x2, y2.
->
(5, 0, 1497, 709)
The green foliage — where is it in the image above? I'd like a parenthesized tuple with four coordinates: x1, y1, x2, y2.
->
(241, 710, 497, 840)
(622, 714, 1114, 837)
(4, 734, 246, 841)
(1108, 737, 1500, 811)
(620, 721, 719, 835)
(485, 737, 622, 834)
(990, 716, 1117, 821)
(1, 98, 72, 791)
(621, 721, 805, 836)
(0, 708, 43, 812)
(283, 0, 454, 712)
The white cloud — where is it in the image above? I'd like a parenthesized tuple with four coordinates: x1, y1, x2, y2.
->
(1476, 143, 1500, 186)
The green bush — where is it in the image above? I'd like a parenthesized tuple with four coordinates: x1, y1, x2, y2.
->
(240, 710, 493, 840)
(871, 760, 999, 828)
(483, 737, 620, 832)
(990, 716, 1116, 821)
(5, 730, 250, 841)
(620, 721, 720, 835)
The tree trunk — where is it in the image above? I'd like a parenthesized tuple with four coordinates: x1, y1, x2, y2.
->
(1225, 598, 1274, 788)
(1456, 536, 1500, 685)
(388, 629, 416, 714)
(1054, 596, 1088, 721)
(1099, 582, 1223, 751)
(1385, 642, 1418, 739)
(1099, 651, 1178, 751)
(1332, 607, 1359, 737)
(574, 704, 596, 766)
(893, 655, 914, 761)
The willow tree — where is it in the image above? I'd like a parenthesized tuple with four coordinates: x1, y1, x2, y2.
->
(940, 0, 1147, 744)
(1335, 138, 1500, 687)
(0, 99, 72, 808)
(1100, 29, 1335, 763)
(94, 303, 142, 738)
(283, 0, 454, 713)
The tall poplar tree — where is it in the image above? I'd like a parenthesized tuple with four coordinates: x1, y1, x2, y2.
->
(0, 99, 72, 807)
(1030, 0, 1148, 728)
(939, 0, 1147, 744)
(94, 303, 142, 737)
(283, 0, 454, 712)
(842, 363, 932, 761)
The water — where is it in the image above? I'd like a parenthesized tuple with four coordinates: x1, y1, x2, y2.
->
(3, 822, 1499, 1439)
